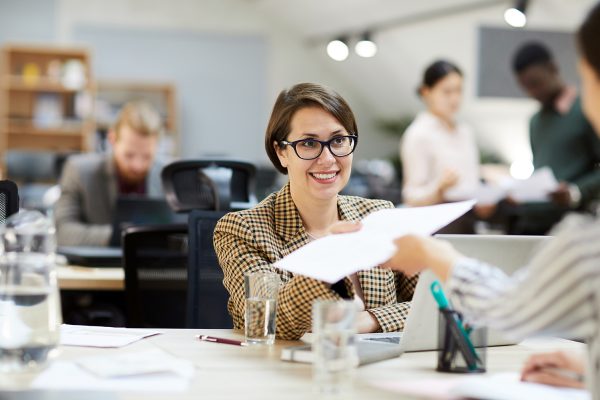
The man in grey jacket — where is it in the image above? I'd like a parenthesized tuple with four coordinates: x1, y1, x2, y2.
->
(55, 101, 164, 246)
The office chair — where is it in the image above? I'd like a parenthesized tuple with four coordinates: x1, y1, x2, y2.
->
(161, 162, 220, 212)
(0, 180, 20, 223)
(162, 160, 257, 212)
(123, 224, 188, 328)
(186, 210, 232, 328)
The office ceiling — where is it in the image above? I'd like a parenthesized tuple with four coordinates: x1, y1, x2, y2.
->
(250, 0, 508, 39)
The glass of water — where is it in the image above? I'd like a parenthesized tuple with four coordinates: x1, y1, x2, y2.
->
(244, 272, 280, 345)
(0, 211, 61, 373)
(312, 300, 358, 394)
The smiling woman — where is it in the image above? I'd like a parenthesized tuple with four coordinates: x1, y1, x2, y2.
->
(213, 82, 418, 340)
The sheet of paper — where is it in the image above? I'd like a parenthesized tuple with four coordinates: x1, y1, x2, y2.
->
(274, 200, 475, 283)
(60, 324, 161, 348)
(75, 349, 194, 379)
(371, 372, 590, 400)
(32, 360, 191, 392)
(509, 166, 559, 202)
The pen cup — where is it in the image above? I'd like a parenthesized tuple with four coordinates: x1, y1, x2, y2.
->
(244, 272, 280, 345)
(437, 308, 486, 373)
(312, 300, 359, 395)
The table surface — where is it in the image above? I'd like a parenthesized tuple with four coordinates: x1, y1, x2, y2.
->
(57, 265, 124, 291)
(0, 329, 585, 399)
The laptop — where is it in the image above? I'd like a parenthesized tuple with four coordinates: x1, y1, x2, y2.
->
(281, 235, 552, 365)
(108, 197, 187, 246)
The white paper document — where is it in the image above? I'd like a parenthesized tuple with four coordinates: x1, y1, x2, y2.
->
(446, 167, 559, 205)
(32, 349, 194, 392)
(60, 324, 161, 348)
(372, 372, 590, 400)
(274, 200, 475, 283)
(509, 166, 560, 202)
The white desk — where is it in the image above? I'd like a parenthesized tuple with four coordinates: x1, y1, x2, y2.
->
(0, 329, 585, 400)
(57, 265, 124, 291)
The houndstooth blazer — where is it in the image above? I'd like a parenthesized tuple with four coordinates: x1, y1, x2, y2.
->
(213, 183, 418, 340)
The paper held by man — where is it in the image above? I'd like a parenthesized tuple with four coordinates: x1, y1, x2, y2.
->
(274, 200, 475, 283)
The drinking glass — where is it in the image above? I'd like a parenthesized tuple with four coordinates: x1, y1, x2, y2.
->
(0, 211, 61, 372)
(244, 272, 280, 345)
(312, 300, 358, 394)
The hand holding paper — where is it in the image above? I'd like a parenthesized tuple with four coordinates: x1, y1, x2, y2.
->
(274, 200, 475, 283)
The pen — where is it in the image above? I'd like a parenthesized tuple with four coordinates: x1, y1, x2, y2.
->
(196, 335, 248, 347)
(431, 281, 479, 370)
(539, 367, 585, 383)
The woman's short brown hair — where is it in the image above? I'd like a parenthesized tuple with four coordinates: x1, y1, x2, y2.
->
(264, 83, 358, 174)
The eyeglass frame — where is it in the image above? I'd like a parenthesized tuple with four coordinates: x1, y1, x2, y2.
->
(278, 135, 358, 160)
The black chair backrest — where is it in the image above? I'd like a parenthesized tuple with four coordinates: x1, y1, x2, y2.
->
(161, 162, 220, 212)
(186, 210, 232, 329)
(123, 224, 188, 328)
(0, 180, 19, 223)
(162, 160, 257, 212)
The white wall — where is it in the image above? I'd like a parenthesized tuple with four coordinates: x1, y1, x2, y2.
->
(56, 0, 393, 164)
(8, 0, 597, 168)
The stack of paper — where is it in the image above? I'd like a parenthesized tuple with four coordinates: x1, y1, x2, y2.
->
(274, 200, 475, 283)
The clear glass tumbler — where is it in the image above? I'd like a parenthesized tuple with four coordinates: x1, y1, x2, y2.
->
(244, 272, 280, 345)
(312, 299, 358, 394)
(0, 211, 61, 373)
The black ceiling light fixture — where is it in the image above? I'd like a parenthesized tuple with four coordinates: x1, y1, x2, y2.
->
(504, 0, 529, 28)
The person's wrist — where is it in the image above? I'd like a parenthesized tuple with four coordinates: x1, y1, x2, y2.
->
(568, 184, 581, 208)
(424, 240, 458, 282)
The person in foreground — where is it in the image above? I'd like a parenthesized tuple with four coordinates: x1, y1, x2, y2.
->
(214, 83, 417, 340)
(362, 4, 600, 397)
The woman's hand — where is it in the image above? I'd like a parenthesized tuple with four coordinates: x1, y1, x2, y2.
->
(382, 235, 462, 282)
(437, 168, 459, 194)
(356, 311, 380, 333)
(521, 351, 585, 389)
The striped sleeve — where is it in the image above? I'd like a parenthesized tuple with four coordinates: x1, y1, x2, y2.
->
(446, 214, 600, 342)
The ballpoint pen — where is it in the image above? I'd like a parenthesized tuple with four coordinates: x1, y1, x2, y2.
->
(196, 335, 248, 346)
(538, 367, 585, 383)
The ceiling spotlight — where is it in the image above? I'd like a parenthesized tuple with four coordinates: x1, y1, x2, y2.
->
(355, 32, 377, 58)
(504, 0, 528, 28)
(327, 37, 349, 61)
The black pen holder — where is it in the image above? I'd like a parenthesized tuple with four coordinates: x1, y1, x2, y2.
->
(437, 308, 486, 373)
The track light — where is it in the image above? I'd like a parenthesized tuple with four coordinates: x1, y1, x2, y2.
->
(327, 37, 349, 61)
(355, 32, 377, 58)
(504, 0, 528, 28)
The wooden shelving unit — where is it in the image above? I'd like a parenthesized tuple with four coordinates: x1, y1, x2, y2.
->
(95, 80, 178, 156)
(0, 44, 95, 174)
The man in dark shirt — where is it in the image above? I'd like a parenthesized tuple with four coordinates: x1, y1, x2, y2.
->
(510, 42, 600, 234)
(55, 101, 165, 246)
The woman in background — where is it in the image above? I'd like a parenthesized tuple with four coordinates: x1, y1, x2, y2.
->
(401, 60, 480, 207)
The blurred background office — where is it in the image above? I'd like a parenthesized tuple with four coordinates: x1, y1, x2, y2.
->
(0, 0, 597, 219)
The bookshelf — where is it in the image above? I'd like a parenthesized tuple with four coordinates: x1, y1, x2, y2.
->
(95, 80, 178, 156)
(0, 44, 95, 173)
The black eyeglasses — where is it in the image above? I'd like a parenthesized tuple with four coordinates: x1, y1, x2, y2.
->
(279, 135, 358, 160)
